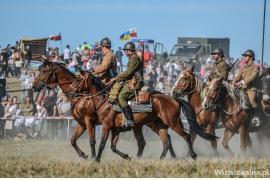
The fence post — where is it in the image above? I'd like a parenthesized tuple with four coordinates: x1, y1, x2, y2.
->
(67, 117, 70, 141)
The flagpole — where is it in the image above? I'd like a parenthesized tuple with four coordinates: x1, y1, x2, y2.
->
(60, 32, 62, 56)
(261, 0, 267, 66)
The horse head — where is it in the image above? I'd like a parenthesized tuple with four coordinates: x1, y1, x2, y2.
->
(32, 60, 58, 92)
(202, 78, 223, 111)
(171, 66, 196, 97)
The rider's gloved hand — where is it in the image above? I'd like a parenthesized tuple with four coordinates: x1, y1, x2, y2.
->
(87, 68, 94, 73)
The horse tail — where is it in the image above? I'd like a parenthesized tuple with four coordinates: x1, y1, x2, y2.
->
(174, 97, 219, 141)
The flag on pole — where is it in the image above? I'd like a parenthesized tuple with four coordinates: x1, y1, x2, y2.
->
(120, 28, 137, 41)
(50, 33, 61, 41)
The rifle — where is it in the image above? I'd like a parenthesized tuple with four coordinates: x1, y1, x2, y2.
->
(228, 58, 239, 71)
(259, 67, 270, 78)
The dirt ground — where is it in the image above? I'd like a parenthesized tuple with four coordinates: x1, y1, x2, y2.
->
(0, 127, 270, 177)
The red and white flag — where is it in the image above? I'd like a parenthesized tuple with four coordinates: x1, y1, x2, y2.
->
(50, 33, 61, 41)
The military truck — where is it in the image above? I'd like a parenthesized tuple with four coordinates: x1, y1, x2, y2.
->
(19, 37, 49, 60)
(131, 39, 168, 68)
(168, 37, 230, 73)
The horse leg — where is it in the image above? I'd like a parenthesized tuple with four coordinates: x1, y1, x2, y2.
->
(246, 134, 252, 148)
(95, 126, 110, 162)
(88, 126, 96, 159)
(167, 134, 177, 159)
(111, 129, 131, 160)
(206, 124, 218, 157)
(158, 128, 171, 160)
(85, 118, 96, 159)
(71, 124, 88, 159)
(222, 128, 235, 157)
(190, 127, 197, 144)
(171, 121, 197, 159)
(147, 122, 176, 159)
(239, 123, 248, 157)
(132, 125, 146, 158)
(186, 127, 197, 157)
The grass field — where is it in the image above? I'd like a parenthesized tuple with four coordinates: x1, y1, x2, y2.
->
(0, 139, 269, 178)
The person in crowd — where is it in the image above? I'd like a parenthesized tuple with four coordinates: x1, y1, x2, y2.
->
(24, 46, 32, 69)
(5, 96, 20, 138)
(0, 48, 9, 77)
(0, 97, 6, 138)
(56, 93, 71, 139)
(43, 90, 58, 139)
(68, 59, 76, 73)
(13, 49, 23, 78)
(64, 45, 71, 64)
(34, 98, 47, 139)
(21, 96, 35, 138)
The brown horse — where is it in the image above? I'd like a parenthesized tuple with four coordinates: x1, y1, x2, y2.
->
(32, 61, 177, 160)
(171, 68, 219, 156)
(32, 61, 217, 162)
(201, 77, 251, 156)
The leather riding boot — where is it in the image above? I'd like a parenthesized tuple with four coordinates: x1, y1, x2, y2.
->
(122, 106, 135, 128)
(254, 107, 265, 121)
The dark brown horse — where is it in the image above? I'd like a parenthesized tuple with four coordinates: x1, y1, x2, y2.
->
(201, 77, 251, 156)
(171, 68, 219, 156)
(32, 61, 217, 162)
(33, 61, 178, 160)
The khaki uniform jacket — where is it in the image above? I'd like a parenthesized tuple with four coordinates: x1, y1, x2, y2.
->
(208, 58, 230, 81)
(93, 50, 116, 83)
(233, 62, 259, 90)
(115, 52, 143, 90)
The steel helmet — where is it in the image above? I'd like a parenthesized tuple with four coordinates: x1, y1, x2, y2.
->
(122, 42, 136, 51)
(211, 48, 224, 57)
(100, 37, 111, 48)
(242, 49, 255, 60)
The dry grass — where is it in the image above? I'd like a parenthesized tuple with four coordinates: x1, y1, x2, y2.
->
(0, 139, 269, 178)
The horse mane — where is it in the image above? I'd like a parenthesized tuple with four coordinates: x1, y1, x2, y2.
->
(192, 74, 206, 100)
(221, 80, 237, 102)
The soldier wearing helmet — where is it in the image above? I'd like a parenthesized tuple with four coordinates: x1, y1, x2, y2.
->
(233, 50, 262, 115)
(207, 48, 230, 83)
(108, 41, 144, 128)
(91, 37, 117, 84)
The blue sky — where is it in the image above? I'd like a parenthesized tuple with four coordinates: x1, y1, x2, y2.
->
(0, 0, 269, 63)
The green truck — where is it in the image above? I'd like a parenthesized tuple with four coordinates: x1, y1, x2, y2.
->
(168, 37, 230, 73)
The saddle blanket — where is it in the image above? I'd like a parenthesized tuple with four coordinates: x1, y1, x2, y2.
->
(113, 101, 152, 113)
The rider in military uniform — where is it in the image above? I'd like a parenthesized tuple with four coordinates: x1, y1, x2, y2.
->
(233, 50, 263, 118)
(90, 37, 117, 84)
(109, 42, 144, 128)
(207, 48, 230, 82)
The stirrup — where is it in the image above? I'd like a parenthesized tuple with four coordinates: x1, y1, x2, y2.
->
(121, 120, 135, 128)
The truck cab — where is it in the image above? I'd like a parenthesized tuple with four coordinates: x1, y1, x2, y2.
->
(131, 39, 168, 68)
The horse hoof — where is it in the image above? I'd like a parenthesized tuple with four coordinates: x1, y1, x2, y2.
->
(80, 154, 88, 160)
(127, 157, 132, 161)
(91, 156, 96, 160)
(94, 158, 100, 163)
(191, 153, 197, 160)
(160, 156, 165, 160)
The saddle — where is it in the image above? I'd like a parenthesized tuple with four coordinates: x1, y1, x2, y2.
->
(112, 86, 153, 113)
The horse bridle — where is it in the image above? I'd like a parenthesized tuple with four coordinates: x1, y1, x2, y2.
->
(35, 62, 57, 88)
(175, 74, 199, 97)
(37, 62, 74, 88)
